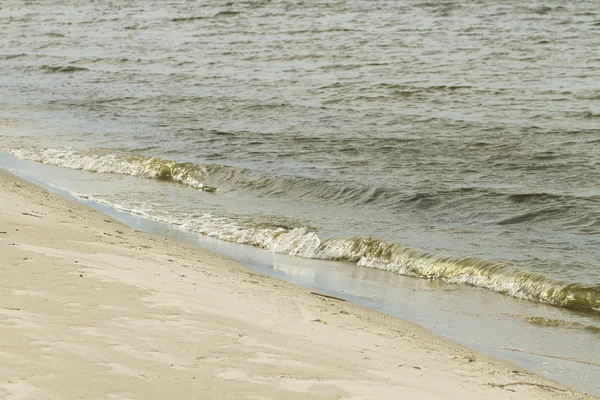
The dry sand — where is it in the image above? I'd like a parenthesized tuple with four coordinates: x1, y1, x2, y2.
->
(0, 169, 592, 400)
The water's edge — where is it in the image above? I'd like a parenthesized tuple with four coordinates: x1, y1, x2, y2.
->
(2, 161, 598, 397)
(4, 146, 598, 315)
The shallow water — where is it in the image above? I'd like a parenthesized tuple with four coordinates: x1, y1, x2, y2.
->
(1, 0, 599, 394)
(3, 131, 600, 397)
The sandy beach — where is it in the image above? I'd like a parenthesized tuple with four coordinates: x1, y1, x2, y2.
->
(0, 168, 591, 400)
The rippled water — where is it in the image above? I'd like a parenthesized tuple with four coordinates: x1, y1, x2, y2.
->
(2, 0, 600, 320)
(2, 0, 600, 394)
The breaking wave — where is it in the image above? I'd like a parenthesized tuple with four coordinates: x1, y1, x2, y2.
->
(312, 237, 600, 314)
(106, 198, 600, 315)
(181, 218, 600, 314)
(6, 146, 600, 233)
(4, 146, 405, 206)
(6, 148, 218, 192)
(4, 146, 600, 314)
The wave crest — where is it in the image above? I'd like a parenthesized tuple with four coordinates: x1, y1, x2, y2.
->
(178, 214, 600, 314)
(7, 148, 218, 192)
(5, 146, 599, 314)
(315, 237, 599, 313)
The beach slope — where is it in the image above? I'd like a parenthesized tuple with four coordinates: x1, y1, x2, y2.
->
(0, 169, 591, 400)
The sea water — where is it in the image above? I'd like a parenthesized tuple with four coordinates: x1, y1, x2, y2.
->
(1, 0, 599, 394)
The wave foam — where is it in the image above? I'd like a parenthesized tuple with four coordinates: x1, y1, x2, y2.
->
(178, 216, 600, 314)
(7, 148, 217, 192)
(6, 146, 599, 314)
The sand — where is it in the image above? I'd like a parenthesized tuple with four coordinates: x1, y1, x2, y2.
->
(0, 169, 592, 400)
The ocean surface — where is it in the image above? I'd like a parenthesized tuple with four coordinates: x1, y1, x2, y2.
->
(1, 0, 599, 394)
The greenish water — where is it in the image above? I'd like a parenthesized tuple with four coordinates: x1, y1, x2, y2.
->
(1, 0, 599, 394)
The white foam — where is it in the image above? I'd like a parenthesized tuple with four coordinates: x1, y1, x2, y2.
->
(7, 147, 216, 191)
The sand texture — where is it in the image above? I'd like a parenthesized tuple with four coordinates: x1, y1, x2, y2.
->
(0, 169, 592, 400)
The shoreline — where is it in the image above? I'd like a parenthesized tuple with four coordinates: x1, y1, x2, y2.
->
(0, 168, 592, 399)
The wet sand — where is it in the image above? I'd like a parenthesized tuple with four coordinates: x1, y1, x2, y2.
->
(0, 169, 592, 400)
